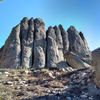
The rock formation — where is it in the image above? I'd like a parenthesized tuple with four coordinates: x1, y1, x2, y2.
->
(92, 48, 100, 88)
(33, 18, 46, 68)
(0, 17, 91, 69)
(64, 51, 91, 69)
(0, 25, 21, 68)
(67, 26, 91, 64)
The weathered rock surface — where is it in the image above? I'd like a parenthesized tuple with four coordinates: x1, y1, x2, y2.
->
(54, 26, 67, 68)
(33, 18, 46, 68)
(34, 46, 45, 68)
(0, 17, 91, 69)
(46, 27, 58, 68)
(67, 26, 91, 64)
(64, 51, 91, 69)
(59, 25, 69, 52)
(0, 25, 21, 68)
(20, 17, 33, 68)
(92, 48, 100, 88)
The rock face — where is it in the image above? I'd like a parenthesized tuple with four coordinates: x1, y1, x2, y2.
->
(33, 18, 46, 68)
(67, 26, 91, 64)
(0, 25, 21, 68)
(46, 27, 58, 68)
(0, 17, 91, 69)
(20, 17, 33, 68)
(92, 48, 100, 88)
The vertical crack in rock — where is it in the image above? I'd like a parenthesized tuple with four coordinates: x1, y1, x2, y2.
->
(19, 25, 22, 67)
(54, 26, 68, 68)
(28, 18, 35, 67)
(20, 17, 30, 68)
(59, 25, 69, 53)
(27, 18, 34, 68)
(0, 46, 4, 59)
(33, 18, 46, 68)
(20, 17, 34, 68)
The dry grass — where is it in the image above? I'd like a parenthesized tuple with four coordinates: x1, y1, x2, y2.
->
(0, 68, 68, 100)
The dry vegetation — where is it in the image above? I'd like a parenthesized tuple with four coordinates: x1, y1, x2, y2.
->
(0, 68, 70, 100)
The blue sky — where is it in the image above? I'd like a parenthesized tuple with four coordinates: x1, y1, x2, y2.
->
(0, 0, 100, 50)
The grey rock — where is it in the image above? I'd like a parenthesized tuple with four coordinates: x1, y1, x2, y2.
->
(59, 25, 69, 52)
(54, 26, 67, 68)
(67, 26, 91, 64)
(34, 46, 45, 68)
(46, 27, 57, 68)
(92, 48, 100, 66)
(0, 46, 4, 60)
(64, 51, 91, 69)
(20, 17, 34, 68)
(0, 17, 92, 70)
(79, 32, 92, 64)
(0, 24, 21, 68)
(53, 26, 63, 49)
(92, 48, 100, 88)
(33, 18, 46, 68)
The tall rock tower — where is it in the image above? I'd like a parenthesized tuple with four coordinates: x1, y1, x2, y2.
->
(0, 17, 91, 69)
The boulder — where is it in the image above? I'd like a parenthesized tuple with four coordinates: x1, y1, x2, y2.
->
(64, 51, 91, 69)
(92, 48, 100, 88)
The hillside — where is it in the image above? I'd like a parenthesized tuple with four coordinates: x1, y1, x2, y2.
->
(0, 17, 100, 100)
(0, 68, 98, 100)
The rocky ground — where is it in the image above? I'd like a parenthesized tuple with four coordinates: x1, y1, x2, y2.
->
(0, 68, 100, 100)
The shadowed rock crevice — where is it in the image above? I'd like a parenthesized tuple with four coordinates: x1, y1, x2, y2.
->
(28, 18, 34, 68)
(19, 24, 23, 68)
(0, 17, 92, 69)
(59, 25, 69, 52)
(79, 32, 85, 41)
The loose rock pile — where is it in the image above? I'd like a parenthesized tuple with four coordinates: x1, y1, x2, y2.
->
(0, 68, 100, 100)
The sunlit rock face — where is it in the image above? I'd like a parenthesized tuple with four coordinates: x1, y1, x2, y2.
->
(0, 17, 91, 69)
(67, 26, 91, 64)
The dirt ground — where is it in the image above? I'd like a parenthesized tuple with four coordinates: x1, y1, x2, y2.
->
(0, 68, 99, 100)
